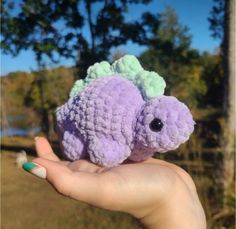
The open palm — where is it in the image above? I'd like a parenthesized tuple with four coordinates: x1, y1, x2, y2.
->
(32, 137, 206, 228)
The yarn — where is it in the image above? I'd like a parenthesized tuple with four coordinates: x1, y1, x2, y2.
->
(56, 75, 195, 167)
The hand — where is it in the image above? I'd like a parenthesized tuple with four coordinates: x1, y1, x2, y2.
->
(24, 137, 206, 229)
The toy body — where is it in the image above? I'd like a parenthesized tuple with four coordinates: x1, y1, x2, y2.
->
(56, 76, 195, 167)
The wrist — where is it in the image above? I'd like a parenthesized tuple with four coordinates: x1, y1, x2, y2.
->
(140, 203, 205, 229)
(135, 183, 206, 229)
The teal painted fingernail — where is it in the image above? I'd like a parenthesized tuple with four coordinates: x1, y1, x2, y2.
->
(23, 162, 46, 179)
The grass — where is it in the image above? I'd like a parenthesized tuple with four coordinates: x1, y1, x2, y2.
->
(1, 136, 35, 148)
(1, 147, 142, 229)
(1, 136, 235, 229)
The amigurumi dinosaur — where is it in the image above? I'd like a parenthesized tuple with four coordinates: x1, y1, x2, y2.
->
(56, 55, 195, 167)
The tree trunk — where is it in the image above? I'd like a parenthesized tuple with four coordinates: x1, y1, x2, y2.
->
(222, 0, 235, 199)
(48, 110, 55, 140)
(37, 74, 49, 135)
(85, 0, 95, 52)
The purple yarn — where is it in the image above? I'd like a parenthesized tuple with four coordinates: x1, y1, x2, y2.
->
(130, 96, 195, 161)
(56, 76, 195, 167)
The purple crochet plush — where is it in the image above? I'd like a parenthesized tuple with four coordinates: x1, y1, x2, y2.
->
(56, 73, 195, 167)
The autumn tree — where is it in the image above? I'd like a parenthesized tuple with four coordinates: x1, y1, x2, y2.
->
(1, 72, 37, 129)
(25, 67, 74, 137)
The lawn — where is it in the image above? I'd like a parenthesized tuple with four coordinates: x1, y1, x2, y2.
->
(1, 142, 142, 229)
(1, 136, 235, 229)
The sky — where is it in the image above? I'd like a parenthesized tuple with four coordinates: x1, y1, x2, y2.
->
(0, 0, 220, 76)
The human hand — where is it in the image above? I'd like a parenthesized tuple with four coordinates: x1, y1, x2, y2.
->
(23, 137, 206, 229)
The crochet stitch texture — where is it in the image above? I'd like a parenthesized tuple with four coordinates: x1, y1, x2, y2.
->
(69, 55, 166, 100)
(56, 75, 195, 167)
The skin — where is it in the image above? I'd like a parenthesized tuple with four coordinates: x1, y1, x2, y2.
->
(32, 137, 206, 229)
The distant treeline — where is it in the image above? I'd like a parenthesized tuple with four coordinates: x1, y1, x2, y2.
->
(1, 49, 222, 137)
(1, 5, 224, 138)
(1, 66, 74, 135)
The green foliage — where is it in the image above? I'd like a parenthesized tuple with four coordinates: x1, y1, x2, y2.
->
(1, 3, 233, 228)
(1, 67, 74, 132)
(139, 7, 207, 108)
(25, 67, 74, 111)
(1, 0, 155, 78)
(198, 52, 223, 108)
(139, 6, 224, 111)
(153, 6, 191, 50)
(24, 67, 74, 134)
(208, 0, 225, 40)
(1, 71, 38, 129)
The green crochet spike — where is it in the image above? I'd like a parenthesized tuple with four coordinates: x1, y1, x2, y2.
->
(136, 70, 166, 99)
(112, 55, 143, 81)
(70, 80, 85, 97)
(85, 61, 114, 83)
(69, 55, 166, 100)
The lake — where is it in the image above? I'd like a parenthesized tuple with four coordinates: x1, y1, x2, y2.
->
(0, 127, 41, 137)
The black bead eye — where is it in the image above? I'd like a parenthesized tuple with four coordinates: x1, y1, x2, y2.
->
(149, 118, 163, 132)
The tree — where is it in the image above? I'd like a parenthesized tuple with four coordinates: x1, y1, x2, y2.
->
(209, 0, 225, 40)
(25, 67, 74, 137)
(1, 72, 39, 130)
(199, 52, 223, 109)
(1, 0, 158, 135)
(209, 0, 235, 202)
(222, 0, 236, 197)
(139, 7, 206, 108)
(1, 0, 153, 79)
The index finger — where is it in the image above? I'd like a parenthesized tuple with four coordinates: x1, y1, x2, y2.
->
(35, 137, 60, 161)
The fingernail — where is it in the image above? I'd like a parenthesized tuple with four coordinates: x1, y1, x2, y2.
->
(23, 162, 46, 179)
(34, 136, 40, 141)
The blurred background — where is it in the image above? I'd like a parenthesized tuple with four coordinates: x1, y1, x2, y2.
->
(1, 0, 235, 228)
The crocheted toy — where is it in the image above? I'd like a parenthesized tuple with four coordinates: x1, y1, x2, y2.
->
(56, 55, 195, 167)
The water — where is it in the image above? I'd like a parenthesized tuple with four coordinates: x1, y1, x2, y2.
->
(0, 127, 41, 137)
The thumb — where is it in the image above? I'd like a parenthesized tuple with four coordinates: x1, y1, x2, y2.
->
(28, 158, 107, 207)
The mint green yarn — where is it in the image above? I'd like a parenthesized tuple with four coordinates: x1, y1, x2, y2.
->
(69, 80, 85, 97)
(112, 55, 143, 81)
(111, 56, 166, 99)
(136, 71, 166, 99)
(69, 61, 114, 98)
(86, 61, 113, 81)
(69, 55, 166, 100)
